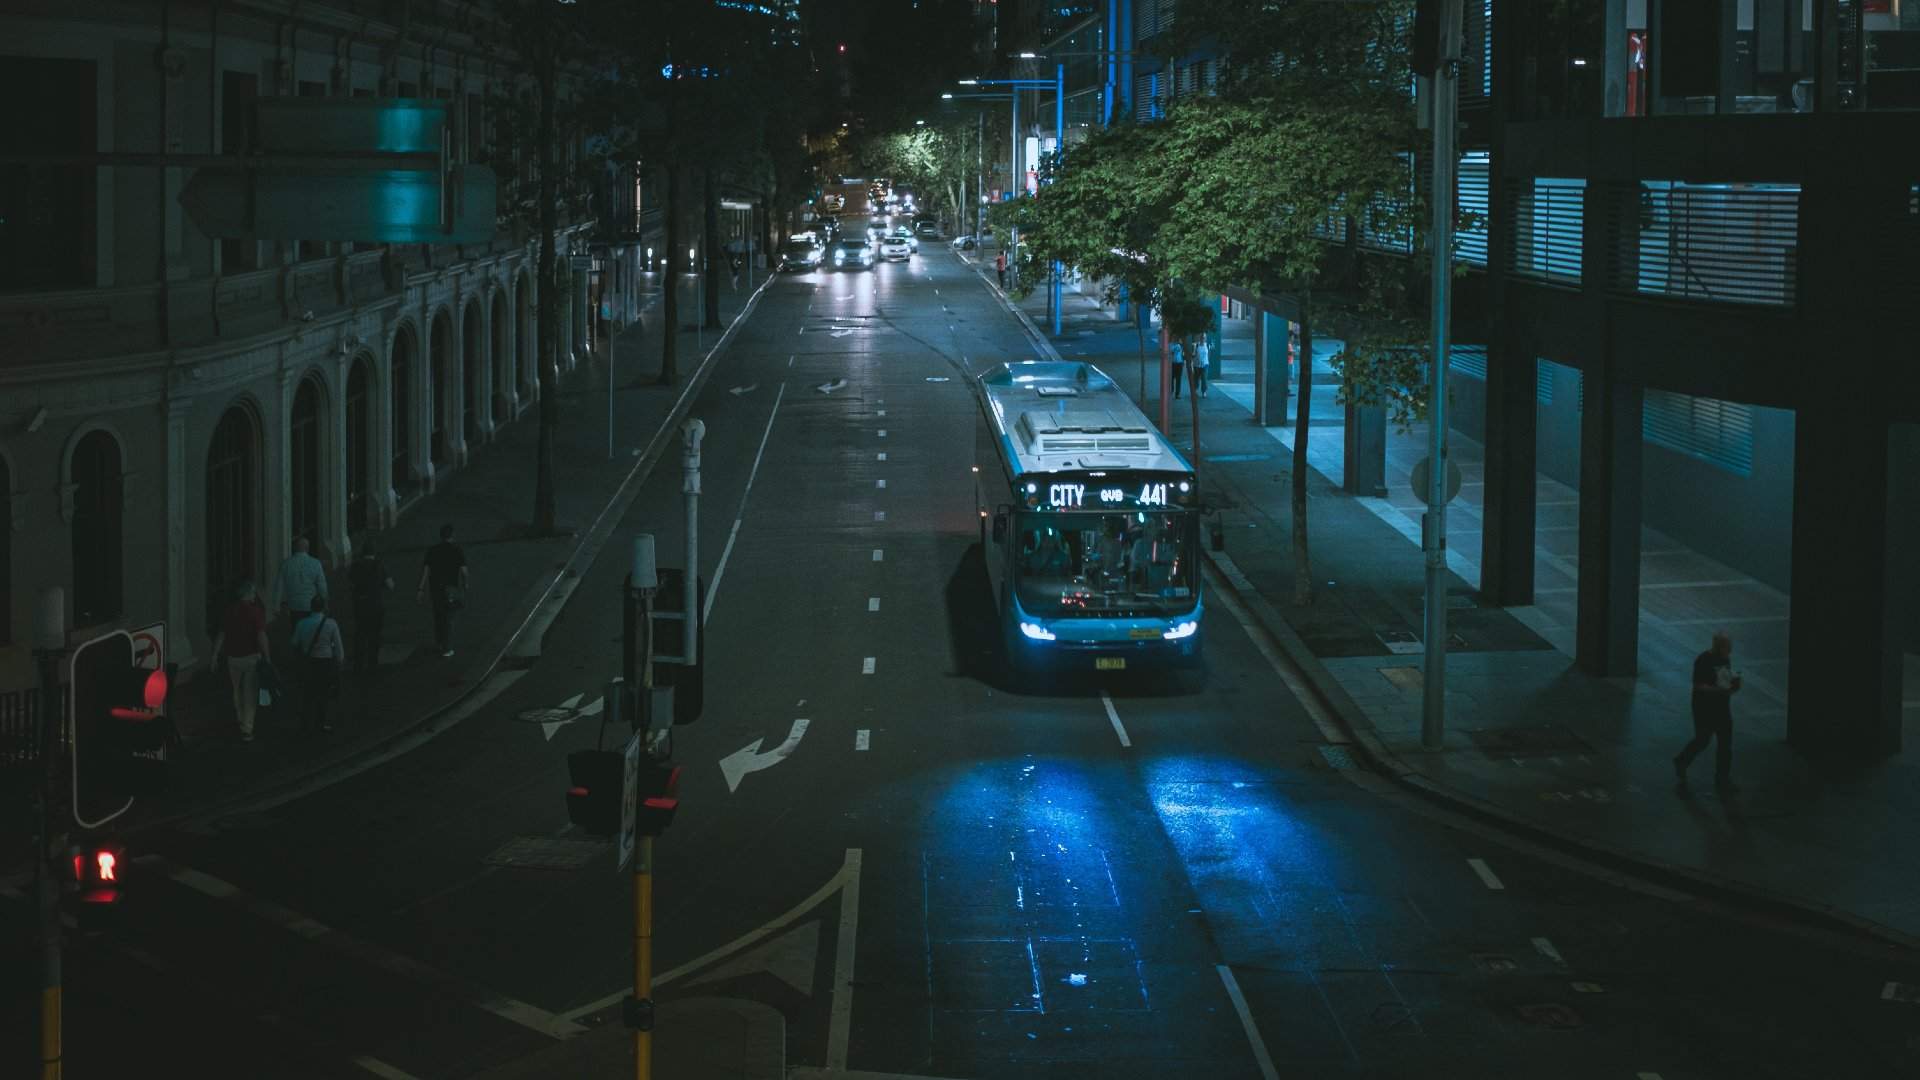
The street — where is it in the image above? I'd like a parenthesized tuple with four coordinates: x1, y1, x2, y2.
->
(13, 248, 1918, 1080)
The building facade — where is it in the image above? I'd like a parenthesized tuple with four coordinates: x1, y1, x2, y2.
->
(0, 0, 618, 686)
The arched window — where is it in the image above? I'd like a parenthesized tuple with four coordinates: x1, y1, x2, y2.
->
(71, 429, 124, 626)
(346, 359, 371, 532)
(206, 406, 259, 606)
(290, 377, 323, 546)
(392, 330, 414, 492)
(492, 290, 511, 423)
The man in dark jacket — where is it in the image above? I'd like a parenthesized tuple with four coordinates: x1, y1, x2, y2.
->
(1674, 630, 1742, 794)
(416, 524, 469, 658)
(348, 540, 393, 674)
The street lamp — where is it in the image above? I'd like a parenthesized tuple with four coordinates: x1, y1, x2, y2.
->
(959, 68, 1067, 332)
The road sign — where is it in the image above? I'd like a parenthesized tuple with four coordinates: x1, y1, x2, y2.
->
(1411, 456, 1464, 506)
(178, 98, 497, 243)
(130, 622, 166, 672)
(616, 731, 641, 872)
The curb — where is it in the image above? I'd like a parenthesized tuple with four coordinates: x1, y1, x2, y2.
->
(137, 274, 780, 833)
(961, 253, 1064, 363)
(1201, 540, 1920, 955)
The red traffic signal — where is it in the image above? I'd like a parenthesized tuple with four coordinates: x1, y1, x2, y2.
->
(66, 840, 128, 922)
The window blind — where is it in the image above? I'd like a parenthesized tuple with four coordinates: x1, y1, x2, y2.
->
(1643, 390, 1754, 475)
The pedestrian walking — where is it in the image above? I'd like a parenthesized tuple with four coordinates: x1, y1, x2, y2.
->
(1674, 630, 1743, 793)
(1170, 339, 1186, 400)
(995, 250, 1008, 289)
(272, 536, 328, 635)
(348, 540, 394, 674)
(291, 596, 345, 734)
(1194, 336, 1212, 397)
(416, 523, 469, 657)
(210, 580, 270, 743)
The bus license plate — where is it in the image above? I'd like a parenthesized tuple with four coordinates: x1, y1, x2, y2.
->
(1096, 658, 1127, 671)
(1128, 628, 1158, 640)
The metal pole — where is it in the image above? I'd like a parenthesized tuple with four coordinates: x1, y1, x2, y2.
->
(1009, 88, 1019, 279)
(34, 587, 65, 1080)
(681, 419, 703, 667)
(633, 833, 654, 1080)
(976, 110, 985, 243)
(1051, 63, 1065, 336)
(607, 287, 615, 459)
(628, 538, 656, 1080)
(1422, 0, 1462, 751)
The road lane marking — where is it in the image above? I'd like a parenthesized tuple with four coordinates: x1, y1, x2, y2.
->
(872, 548, 884, 562)
(1215, 965, 1281, 1080)
(719, 718, 811, 792)
(1100, 692, 1132, 748)
(788, 353, 795, 367)
(1532, 937, 1565, 966)
(706, 382, 788, 624)
(1637, 1074, 1665, 1080)
(1205, 554, 1349, 745)
(874, 511, 886, 522)
(855, 730, 870, 751)
(868, 597, 880, 612)
(878, 429, 887, 437)
(564, 849, 863, 1023)
(138, 855, 586, 1039)
(877, 409, 886, 417)
(1467, 858, 1505, 890)
(353, 1058, 422, 1080)
(876, 478, 886, 489)
(827, 850, 865, 1069)
(862, 657, 876, 675)
(876, 452, 887, 461)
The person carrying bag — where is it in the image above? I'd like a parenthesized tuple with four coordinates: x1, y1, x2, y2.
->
(291, 595, 345, 734)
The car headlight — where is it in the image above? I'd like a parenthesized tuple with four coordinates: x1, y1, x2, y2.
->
(1018, 621, 1056, 642)
(1163, 620, 1198, 641)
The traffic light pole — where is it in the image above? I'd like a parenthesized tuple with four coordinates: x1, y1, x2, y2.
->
(33, 588, 66, 1080)
(1422, 0, 1463, 750)
(633, 830, 655, 1080)
(623, 537, 657, 1079)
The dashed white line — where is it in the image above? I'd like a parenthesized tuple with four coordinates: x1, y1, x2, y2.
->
(878, 429, 887, 437)
(868, 597, 880, 612)
(1215, 965, 1281, 1080)
(1100, 692, 1132, 748)
(876, 452, 887, 461)
(872, 549, 884, 562)
(1467, 858, 1505, 890)
(862, 657, 876, 675)
(855, 730, 870, 751)
(874, 511, 886, 521)
(877, 409, 886, 417)
(353, 1057, 423, 1080)
(876, 478, 886, 489)
(1531, 937, 1565, 966)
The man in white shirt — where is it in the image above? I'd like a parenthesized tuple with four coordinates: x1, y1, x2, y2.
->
(274, 537, 329, 634)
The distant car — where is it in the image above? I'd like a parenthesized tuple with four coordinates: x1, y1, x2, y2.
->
(779, 240, 824, 272)
(878, 235, 913, 261)
(949, 234, 980, 251)
(889, 226, 919, 252)
(915, 221, 940, 239)
(832, 239, 876, 269)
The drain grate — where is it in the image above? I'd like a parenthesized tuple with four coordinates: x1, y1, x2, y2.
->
(1469, 953, 1518, 975)
(1513, 1002, 1583, 1030)
(1318, 745, 1358, 770)
(482, 836, 608, 871)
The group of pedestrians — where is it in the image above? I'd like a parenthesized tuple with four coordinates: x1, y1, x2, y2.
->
(207, 525, 469, 744)
(1169, 336, 1211, 398)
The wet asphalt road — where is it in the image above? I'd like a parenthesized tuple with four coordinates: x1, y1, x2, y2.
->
(7, 246, 1919, 1080)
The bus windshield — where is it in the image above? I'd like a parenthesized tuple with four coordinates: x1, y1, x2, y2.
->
(1012, 511, 1196, 616)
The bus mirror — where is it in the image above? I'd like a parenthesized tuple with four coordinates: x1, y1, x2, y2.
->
(992, 507, 1010, 543)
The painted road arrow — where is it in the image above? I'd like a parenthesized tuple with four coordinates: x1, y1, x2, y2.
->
(815, 379, 848, 394)
(515, 692, 604, 742)
(719, 718, 811, 793)
(729, 383, 759, 396)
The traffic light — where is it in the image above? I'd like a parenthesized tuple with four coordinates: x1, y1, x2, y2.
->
(70, 630, 173, 828)
(64, 839, 128, 928)
(635, 763, 682, 838)
(565, 749, 625, 836)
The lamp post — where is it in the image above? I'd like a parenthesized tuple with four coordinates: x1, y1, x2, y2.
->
(943, 88, 1014, 245)
(957, 71, 1063, 300)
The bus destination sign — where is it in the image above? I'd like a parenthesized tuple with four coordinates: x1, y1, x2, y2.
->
(1036, 477, 1188, 510)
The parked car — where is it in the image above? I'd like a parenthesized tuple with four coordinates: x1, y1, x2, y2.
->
(832, 239, 876, 269)
(779, 240, 824, 272)
(949, 234, 980, 251)
(878, 235, 913, 261)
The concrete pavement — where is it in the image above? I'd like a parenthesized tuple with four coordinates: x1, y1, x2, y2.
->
(1005, 274, 1920, 949)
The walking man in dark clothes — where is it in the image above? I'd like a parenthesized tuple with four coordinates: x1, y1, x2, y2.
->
(1674, 630, 1742, 794)
(416, 524, 469, 658)
(348, 540, 394, 673)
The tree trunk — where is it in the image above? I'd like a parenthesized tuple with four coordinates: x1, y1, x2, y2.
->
(702, 166, 722, 329)
(659, 162, 681, 385)
(1291, 304, 1313, 607)
(1134, 318, 1149, 407)
(531, 36, 559, 536)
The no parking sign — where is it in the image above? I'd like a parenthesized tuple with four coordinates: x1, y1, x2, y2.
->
(130, 622, 166, 671)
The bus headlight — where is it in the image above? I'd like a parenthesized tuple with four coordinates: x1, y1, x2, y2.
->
(1163, 620, 1198, 641)
(1019, 621, 1056, 642)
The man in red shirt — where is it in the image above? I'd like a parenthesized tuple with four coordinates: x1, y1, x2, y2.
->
(212, 580, 271, 742)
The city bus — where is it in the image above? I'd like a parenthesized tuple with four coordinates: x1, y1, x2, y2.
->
(974, 360, 1204, 672)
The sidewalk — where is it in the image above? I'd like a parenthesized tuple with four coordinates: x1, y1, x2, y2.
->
(125, 270, 766, 834)
(1004, 277, 1920, 949)
(475, 997, 783, 1080)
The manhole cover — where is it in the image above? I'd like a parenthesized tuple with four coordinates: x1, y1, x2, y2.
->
(483, 836, 608, 871)
(1465, 725, 1593, 759)
(1514, 1002, 1583, 1030)
(1318, 745, 1358, 770)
